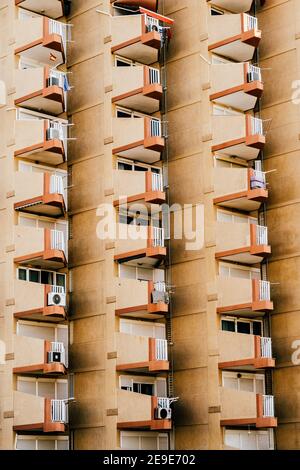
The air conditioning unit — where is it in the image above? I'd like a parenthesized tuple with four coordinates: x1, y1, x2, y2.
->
(49, 76, 60, 87)
(152, 291, 170, 305)
(48, 292, 66, 307)
(48, 351, 62, 363)
(156, 407, 172, 420)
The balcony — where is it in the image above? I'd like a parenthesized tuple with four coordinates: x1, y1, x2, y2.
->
(219, 331, 275, 370)
(208, 13, 261, 62)
(111, 12, 174, 64)
(113, 66, 162, 114)
(13, 281, 66, 322)
(14, 118, 66, 165)
(207, 0, 254, 13)
(221, 389, 277, 428)
(216, 277, 273, 316)
(115, 279, 169, 319)
(15, 67, 68, 115)
(212, 115, 265, 160)
(13, 337, 66, 375)
(111, 0, 158, 12)
(15, 1, 66, 19)
(15, 17, 69, 66)
(114, 170, 165, 207)
(117, 390, 172, 430)
(213, 167, 268, 211)
(14, 226, 67, 269)
(114, 225, 166, 266)
(113, 117, 164, 164)
(116, 335, 169, 373)
(14, 172, 66, 218)
(13, 392, 68, 432)
(210, 63, 263, 112)
(216, 223, 271, 264)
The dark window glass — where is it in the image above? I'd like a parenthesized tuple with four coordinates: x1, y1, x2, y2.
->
(253, 321, 262, 336)
(18, 268, 27, 281)
(221, 320, 235, 332)
(151, 168, 160, 174)
(116, 59, 131, 67)
(56, 274, 66, 289)
(237, 321, 251, 335)
(134, 165, 147, 172)
(29, 270, 40, 283)
(117, 110, 131, 118)
(211, 8, 224, 15)
(118, 162, 132, 171)
(41, 270, 53, 285)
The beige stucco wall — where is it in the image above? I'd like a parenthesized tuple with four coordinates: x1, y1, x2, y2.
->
(211, 63, 245, 94)
(116, 333, 149, 365)
(14, 280, 45, 313)
(15, 68, 44, 101)
(219, 331, 255, 363)
(113, 118, 145, 149)
(112, 66, 144, 97)
(117, 389, 152, 423)
(115, 278, 148, 310)
(14, 225, 44, 258)
(212, 116, 246, 147)
(13, 391, 44, 427)
(214, 167, 248, 198)
(15, 17, 44, 50)
(13, 335, 44, 368)
(216, 222, 250, 252)
(111, 15, 142, 49)
(208, 14, 242, 45)
(114, 170, 146, 200)
(15, 120, 45, 152)
(217, 276, 253, 307)
(14, 171, 44, 202)
(115, 224, 148, 254)
(220, 387, 257, 420)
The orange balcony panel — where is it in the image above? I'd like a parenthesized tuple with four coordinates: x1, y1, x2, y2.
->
(214, 167, 268, 212)
(13, 338, 66, 376)
(15, 67, 65, 115)
(14, 172, 66, 218)
(117, 391, 172, 430)
(111, 0, 158, 12)
(207, 0, 254, 13)
(216, 277, 273, 317)
(13, 393, 67, 433)
(15, 17, 66, 67)
(210, 63, 263, 112)
(113, 65, 162, 114)
(220, 390, 277, 429)
(113, 117, 164, 164)
(116, 336, 169, 373)
(216, 223, 271, 265)
(15, 0, 64, 19)
(114, 170, 165, 208)
(208, 13, 261, 62)
(212, 115, 265, 161)
(115, 279, 169, 320)
(14, 283, 66, 323)
(218, 332, 275, 371)
(14, 119, 66, 166)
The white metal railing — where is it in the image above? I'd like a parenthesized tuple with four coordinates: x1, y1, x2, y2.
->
(259, 280, 271, 301)
(256, 225, 268, 246)
(49, 19, 71, 56)
(49, 342, 66, 366)
(51, 229, 65, 253)
(157, 397, 171, 409)
(149, 67, 160, 84)
(48, 69, 66, 89)
(248, 64, 262, 82)
(145, 15, 160, 32)
(152, 172, 163, 192)
(244, 14, 258, 32)
(261, 337, 272, 359)
(150, 119, 162, 137)
(50, 174, 65, 196)
(155, 339, 168, 361)
(250, 117, 263, 136)
(152, 227, 164, 247)
(51, 400, 68, 423)
(154, 281, 166, 292)
(263, 395, 275, 417)
(250, 169, 266, 190)
(50, 285, 65, 294)
(47, 121, 65, 141)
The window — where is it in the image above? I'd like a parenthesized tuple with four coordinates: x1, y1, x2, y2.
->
(217, 210, 257, 225)
(120, 319, 166, 339)
(18, 161, 67, 180)
(224, 429, 274, 450)
(219, 263, 261, 280)
(114, 56, 143, 67)
(120, 432, 169, 450)
(119, 376, 167, 397)
(222, 371, 265, 394)
(116, 107, 144, 119)
(221, 316, 263, 336)
(210, 7, 224, 15)
(211, 55, 231, 65)
(16, 435, 69, 451)
(17, 377, 68, 400)
(118, 264, 165, 283)
(17, 267, 66, 291)
(117, 159, 161, 174)
(214, 155, 247, 168)
(16, 321, 68, 349)
(213, 104, 242, 116)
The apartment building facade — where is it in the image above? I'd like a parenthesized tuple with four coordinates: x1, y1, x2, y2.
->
(0, 0, 298, 452)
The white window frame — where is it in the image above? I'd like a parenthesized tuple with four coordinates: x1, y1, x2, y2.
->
(16, 320, 68, 343)
(219, 262, 261, 280)
(16, 376, 68, 400)
(15, 435, 69, 451)
(221, 315, 264, 336)
(117, 158, 161, 174)
(17, 267, 66, 290)
(114, 55, 143, 67)
(213, 154, 248, 168)
(115, 106, 148, 119)
(223, 428, 274, 451)
(120, 318, 166, 339)
(119, 375, 167, 397)
(222, 371, 265, 394)
(217, 209, 258, 225)
(18, 160, 67, 179)
(213, 104, 243, 116)
(210, 6, 225, 16)
(118, 264, 165, 283)
(18, 213, 68, 230)
(120, 431, 169, 451)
